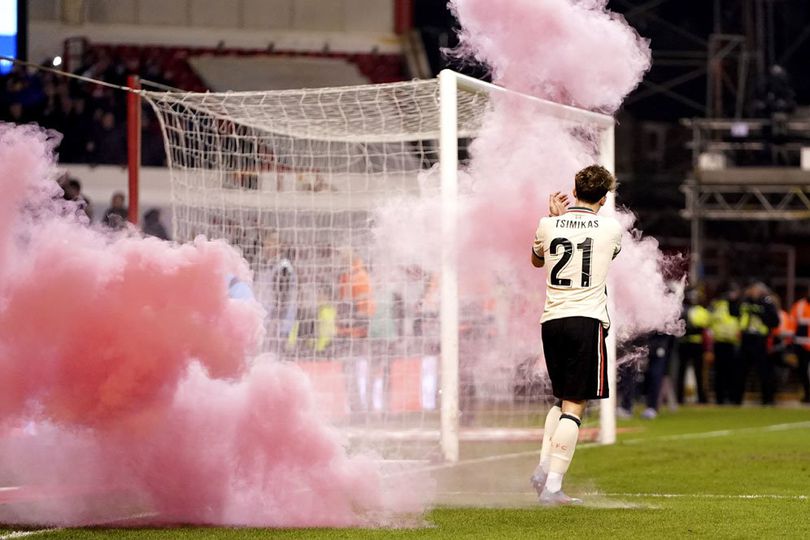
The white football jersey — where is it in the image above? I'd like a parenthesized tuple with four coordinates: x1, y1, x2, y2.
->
(533, 206, 622, 328)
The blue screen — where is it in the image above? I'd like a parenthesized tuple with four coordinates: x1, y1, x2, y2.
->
(0, 0, 18, 75)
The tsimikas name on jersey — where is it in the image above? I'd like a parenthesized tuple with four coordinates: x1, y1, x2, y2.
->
(555, 218, 600, 229)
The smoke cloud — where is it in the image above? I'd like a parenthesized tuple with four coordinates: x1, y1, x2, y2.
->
(375, 0, 681, 376)
(0, 124, 417, 527)
(449, 0, 682, 349)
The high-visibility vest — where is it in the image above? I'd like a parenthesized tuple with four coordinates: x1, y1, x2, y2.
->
(710, 299, 741, 345)
(740, 301, 770, 336)
(683, 305, 711, 344)
(768, 309, 794, 353)
(790, 298, 810, 351)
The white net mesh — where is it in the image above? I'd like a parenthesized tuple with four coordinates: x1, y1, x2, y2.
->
(144, 78, 607, 459)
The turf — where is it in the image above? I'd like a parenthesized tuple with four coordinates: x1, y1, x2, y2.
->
(5, 406, 810, 539)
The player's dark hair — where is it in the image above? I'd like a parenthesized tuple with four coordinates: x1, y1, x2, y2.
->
(574, 165, 616, 204)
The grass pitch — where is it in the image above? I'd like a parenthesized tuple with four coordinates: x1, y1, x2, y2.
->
(3, 406, 809, 539)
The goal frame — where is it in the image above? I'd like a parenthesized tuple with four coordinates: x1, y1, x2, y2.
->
(133, 69, 618, 463)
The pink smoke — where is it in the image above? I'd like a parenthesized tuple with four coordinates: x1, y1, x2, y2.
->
(444, 0, 679, 359)
(450, 0, 651, 113)
(0, 124, 417, 527)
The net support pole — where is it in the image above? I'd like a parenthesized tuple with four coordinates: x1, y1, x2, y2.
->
(599, 124, 617, 445)
(127, 74, 141, 225)
(439, 69, 460, 463)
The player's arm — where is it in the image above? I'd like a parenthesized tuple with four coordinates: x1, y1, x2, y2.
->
(531, 232, 545, 268)
(531, 193, 568, 268)
(531, 249, 545, 268)
(532, 220, 545, 268)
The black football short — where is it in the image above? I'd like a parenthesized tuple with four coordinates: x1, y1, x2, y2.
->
(541, 316, 609, 401)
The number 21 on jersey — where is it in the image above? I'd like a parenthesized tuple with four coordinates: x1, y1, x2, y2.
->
(549, 237, 593, 288)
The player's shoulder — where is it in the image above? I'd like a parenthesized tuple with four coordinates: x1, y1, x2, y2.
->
(596, 213, 622, 232)
(537, 215, 553, 231)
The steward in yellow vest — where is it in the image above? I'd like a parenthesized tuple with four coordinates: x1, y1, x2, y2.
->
(710, 285, 742, 404)
(736, 282, 780, 405)
(677, 288, 711, 404)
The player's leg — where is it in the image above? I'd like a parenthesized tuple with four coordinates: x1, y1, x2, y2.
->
(532, 401, 562, 490)
(693, 343, 708, 404)
(714, 343, 729, 404)
(798, 348, 810, 403)
(533, 321, 565, 493)
(539, 318, 606, 505)
(676, 342, 689, 403)
(542, 399, 585, 495)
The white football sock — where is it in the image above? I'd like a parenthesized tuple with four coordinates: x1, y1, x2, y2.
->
(534, 405, 562, 477)
(545, 413, 581, 492)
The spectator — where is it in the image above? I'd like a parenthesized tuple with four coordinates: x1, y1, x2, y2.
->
(677, 287, 711, 404)
(789, 287, 810, 404)
(60, 95, 93, 162)
(337, 250, 376, 339)
(7, 101, 25, 123)
(333, 250, 374, 414)
(616, 338, 646, 417)
(768, 295, 795, 395)
(314, 285, 337, 353)
(88, 111, 127, 165)
(226, 274, 255, 301)
(102, 192, 129, 229)
(709, 284, 742, 405)
(737, 282, 780, 405)
(0, 49, 173, 165)
(140, 111, 166, 166)
(61, 177, 93, 220)
(642, 332, 677, 419)
(142, 208, 169, 240)
(254, 230, 298, 354)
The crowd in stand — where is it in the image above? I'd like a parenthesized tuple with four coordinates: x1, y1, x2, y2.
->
(0, 50, 167, 165)
(59, 175, 170, 240)
(621, 281, 810, 418)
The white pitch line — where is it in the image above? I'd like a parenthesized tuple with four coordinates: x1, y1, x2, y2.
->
(622, 420, 810, 445)
(436, 490, 810, 501)
(0, 529, 59, 539)
(0, 511, 159, 540)
(383, 442, 599, 477)
(390, 420, 810, 478)
(596, 492, 810, 501)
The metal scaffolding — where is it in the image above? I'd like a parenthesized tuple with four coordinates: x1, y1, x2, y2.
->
(681, 118, 810, 291)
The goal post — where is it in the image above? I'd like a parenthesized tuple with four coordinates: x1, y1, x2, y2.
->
(142, 69, 617, 462)
(438, 70, 460, 463)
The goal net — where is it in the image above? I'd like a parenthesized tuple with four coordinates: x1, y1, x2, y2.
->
(142, 70, 616, 462)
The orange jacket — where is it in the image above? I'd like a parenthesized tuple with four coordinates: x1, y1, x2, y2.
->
(338, 258, 376, 318)
(768, 309, 794, 352)
(789, 298, 810, 351)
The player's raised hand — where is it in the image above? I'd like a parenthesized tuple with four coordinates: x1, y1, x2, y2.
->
(548, 192, 570, 217)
